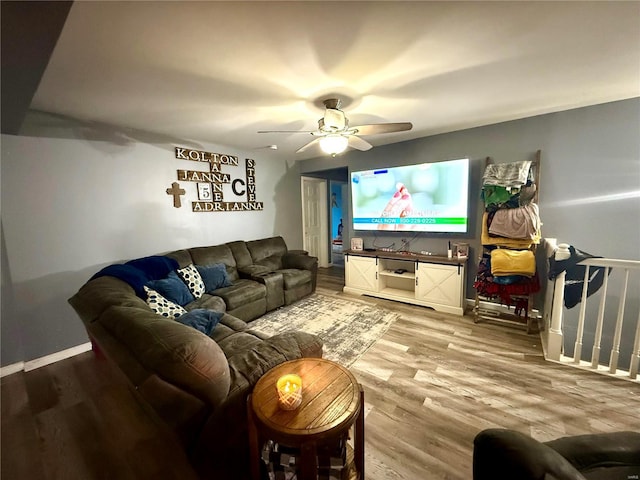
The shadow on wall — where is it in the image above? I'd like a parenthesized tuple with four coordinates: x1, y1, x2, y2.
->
(272, 160, 303, 248)
(1, 222, 23, 366)
(21, 110, 207, 154)
(1, 265, 106, 366)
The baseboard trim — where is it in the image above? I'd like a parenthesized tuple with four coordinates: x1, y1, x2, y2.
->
(0, 362, 25, 378)
(1, 342, 92, 377)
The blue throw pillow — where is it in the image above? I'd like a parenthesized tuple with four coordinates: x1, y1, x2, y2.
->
(176, 309, 223, 335)
(147, 271, 195, 306)
(91, 264, 150, 298)
(196, 263, 233, 292)
(126, 255, 179, 281)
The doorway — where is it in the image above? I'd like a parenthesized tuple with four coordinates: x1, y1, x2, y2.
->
(301, 176, 329, 267)
(330, 180, 347, 267)
(300, 168, 349, 269)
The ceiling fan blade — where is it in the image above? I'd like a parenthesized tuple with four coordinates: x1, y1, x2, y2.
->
(348, 135, 373, 151)
(258, 130, 315, 134)
(351, 122, 413, 135)
(295, 137, 322, 154)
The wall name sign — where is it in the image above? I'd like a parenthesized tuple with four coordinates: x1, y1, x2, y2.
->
(167, 147, 264, 212)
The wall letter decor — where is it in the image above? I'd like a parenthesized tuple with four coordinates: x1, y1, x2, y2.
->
(171, 147, 264, 213)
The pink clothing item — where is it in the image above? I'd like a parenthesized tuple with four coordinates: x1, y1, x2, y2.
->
(489, 203, 540, 240)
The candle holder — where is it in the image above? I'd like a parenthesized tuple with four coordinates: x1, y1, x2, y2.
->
(276, 374, 302, 410)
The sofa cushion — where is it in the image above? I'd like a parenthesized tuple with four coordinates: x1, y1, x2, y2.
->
(196, 263, 232, 292)
(226, 240, 253, 268)
(246, 236, 288, 264)
(216, 331, 263, 359)
(147, 271, 195, 306)
(256, 254, 283, 271)
(213, 279, 267, 310)
(186, 294, 226, 313)
(237, 264, 272, 278)
(70, 276, 149, 324)
(189, 244, 239, 281)
(98, 305, 231, 407)
(176, 309, 223, 335)
(144, 286, 187, 319)
(278, 268, 312, 289)
(209, 313, 249, 345)
(177, 264, 206, 298)
(164, 249, 194, 269)
(225, 331, 323, 401)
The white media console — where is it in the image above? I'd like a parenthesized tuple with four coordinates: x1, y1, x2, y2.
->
(343, 250, 467, 315)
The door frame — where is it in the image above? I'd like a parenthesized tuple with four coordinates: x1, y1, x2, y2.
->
(300, 176, 329, 268)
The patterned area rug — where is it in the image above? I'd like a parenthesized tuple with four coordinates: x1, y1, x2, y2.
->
(249, 292, 400, 366)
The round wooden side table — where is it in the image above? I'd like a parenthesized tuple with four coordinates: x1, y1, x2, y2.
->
(247, 358, 364, 480)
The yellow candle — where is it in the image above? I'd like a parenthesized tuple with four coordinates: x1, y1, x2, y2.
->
(276, 374, 303, 410)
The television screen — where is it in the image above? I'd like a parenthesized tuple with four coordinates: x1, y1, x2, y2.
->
(350, 158, 469, 232)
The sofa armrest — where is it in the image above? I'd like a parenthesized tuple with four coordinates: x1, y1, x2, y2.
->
(226, 331, 323, 401)
(283, 253, 318, 292)
(237, 264, 272, 279)
(98, 305, 231, 408)
(546, 431, 640, 474)
(282, 252, 317, 271)
(473, 429, 587, 480)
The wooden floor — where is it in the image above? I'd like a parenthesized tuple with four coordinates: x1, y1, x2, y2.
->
(3, 266, 639, 479)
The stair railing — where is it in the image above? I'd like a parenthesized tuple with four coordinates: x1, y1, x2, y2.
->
(542, 238, 640, 382)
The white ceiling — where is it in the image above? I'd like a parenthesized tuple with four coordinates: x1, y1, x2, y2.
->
(31, 1, 640, 160)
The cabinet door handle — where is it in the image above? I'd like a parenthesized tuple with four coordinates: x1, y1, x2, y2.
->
(415, 277, 418, 286)
(376, 272, 378, 280)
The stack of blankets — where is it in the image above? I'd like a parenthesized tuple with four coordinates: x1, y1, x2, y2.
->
(474, 161, 541, 312)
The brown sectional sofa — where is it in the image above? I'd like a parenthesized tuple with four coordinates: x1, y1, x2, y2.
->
(68, 236, 322, 477)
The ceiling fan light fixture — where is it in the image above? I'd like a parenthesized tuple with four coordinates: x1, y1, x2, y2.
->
(319, 134, 348, 155)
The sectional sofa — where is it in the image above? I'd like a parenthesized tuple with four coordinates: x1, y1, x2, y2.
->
(68, 236, 323, 477)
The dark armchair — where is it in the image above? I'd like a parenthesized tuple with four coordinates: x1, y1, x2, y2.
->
(473, 428, 640, 480)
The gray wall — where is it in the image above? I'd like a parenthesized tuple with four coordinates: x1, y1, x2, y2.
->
(300, 98, 640, 368)
(2, 99, 638, 367)
(301, 98, 640, 366)
(301, 98, 640, 280)
(1, 114, 303, 366)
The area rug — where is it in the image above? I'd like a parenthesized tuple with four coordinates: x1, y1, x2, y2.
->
(249, 292, 399, 367)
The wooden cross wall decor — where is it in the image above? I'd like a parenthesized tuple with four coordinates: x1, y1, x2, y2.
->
(166, 182, 185, 208)
(168, 147, 264, 212)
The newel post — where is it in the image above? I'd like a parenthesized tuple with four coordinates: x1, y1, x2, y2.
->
(546, 240, 570, 361)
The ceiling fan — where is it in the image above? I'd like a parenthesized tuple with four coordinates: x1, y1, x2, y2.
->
(258, 98, 413, 155)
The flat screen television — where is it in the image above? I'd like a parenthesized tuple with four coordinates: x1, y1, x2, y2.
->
(350, 158, 469, 233)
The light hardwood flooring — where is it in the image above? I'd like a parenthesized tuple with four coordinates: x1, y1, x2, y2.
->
(3, 266, 639, 479)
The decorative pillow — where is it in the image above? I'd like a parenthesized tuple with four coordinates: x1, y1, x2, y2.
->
(196, 263, 233, 292)
(176, 309, 223, 335)
(147, 271, 195, 306)
(144, 286, 187, 319)
(176, 264, 206, 298)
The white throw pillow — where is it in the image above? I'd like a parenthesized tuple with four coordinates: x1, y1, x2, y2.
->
(144, 286, 187, 319)
(176, 264, 206, 298)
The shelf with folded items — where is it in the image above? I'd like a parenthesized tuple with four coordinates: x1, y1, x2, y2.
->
(473, 151, 542, 334)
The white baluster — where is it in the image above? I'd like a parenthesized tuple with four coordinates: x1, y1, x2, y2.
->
(630, 309, 640, 380)
(591, 267, 610, 369)
(608, 269, 629, 374)
(574, 266, 590, 364)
